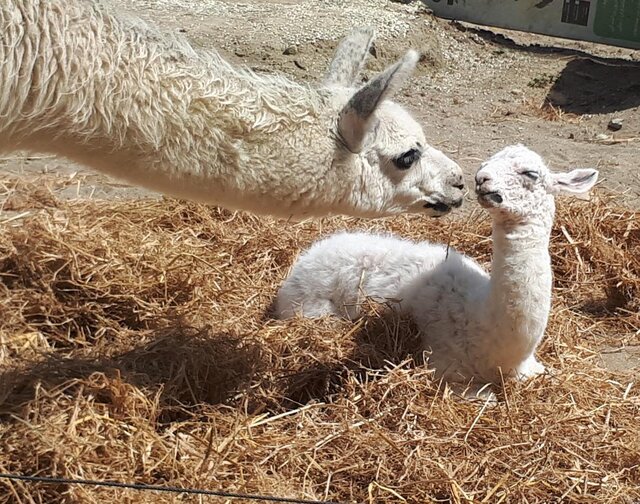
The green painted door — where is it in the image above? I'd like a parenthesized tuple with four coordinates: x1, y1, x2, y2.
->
(594, 0, 640, 42)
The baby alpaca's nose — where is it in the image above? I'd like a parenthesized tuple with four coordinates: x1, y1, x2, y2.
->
(475, 173, 490, 186)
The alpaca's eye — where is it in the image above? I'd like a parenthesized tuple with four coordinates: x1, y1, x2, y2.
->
(521, 171, 539, 181)
(393, 148, 421, 170)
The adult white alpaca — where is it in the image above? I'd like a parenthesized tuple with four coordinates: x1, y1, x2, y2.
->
(0, 0, 464, 219)
(275, 145, 598, 387)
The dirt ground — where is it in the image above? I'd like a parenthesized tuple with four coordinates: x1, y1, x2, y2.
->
(1, 0, 638, 363)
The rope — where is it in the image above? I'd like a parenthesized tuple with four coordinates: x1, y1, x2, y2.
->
(0, 473, 339, 504)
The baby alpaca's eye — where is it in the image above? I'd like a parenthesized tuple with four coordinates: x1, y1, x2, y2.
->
(393, 148, 421, 170)
(521, 170, 540, 181)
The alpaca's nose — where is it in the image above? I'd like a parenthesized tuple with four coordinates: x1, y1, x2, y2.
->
(453, 173, 464, 191)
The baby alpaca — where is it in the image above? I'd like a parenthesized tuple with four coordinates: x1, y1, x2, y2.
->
(0, 0, 464, 219)
(275, 145, 599, 387)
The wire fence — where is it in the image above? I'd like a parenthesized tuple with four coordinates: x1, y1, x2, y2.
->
(0, 473, 339, 504)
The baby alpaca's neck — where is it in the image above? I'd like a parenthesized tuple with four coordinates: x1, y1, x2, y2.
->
(483, 220, 553, 374)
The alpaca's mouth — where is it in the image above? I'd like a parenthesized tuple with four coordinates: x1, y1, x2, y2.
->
(422, 195, 463, 216)
(477, 191, 503, 206)
(424, 201, 450, 213)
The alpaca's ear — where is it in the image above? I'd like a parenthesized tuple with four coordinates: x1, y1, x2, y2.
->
(323, 27, 376, 87)
(550, 168, 599, 194)
(337, 50, 418, 153)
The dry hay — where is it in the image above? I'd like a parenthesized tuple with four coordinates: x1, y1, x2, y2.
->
(0, 178, 638, 504)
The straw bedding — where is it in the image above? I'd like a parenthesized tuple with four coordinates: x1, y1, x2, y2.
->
(0, 176, 638, 503)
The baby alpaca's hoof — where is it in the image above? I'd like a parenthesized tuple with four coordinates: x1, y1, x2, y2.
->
(516, 356, 546, 380)
(448, 382, 498, 406)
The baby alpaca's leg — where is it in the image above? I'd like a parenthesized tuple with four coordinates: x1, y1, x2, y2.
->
(292, 298, 342, 318)
(515, 354, 545, 380)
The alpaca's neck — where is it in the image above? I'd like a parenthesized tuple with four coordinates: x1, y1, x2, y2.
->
(2, 0, 317, 144)
(483, 219, 553, 371)
(0, 0, 363, 218)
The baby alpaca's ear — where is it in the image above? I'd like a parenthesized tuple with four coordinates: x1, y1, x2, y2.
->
(323, 26, 375, 87)
(550, 168, 599, 194)
(337, 50, 418, 153)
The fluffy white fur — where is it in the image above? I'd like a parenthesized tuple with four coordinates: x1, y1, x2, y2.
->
(275, 145, 599, 387)
(0, 0, 465, 219)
